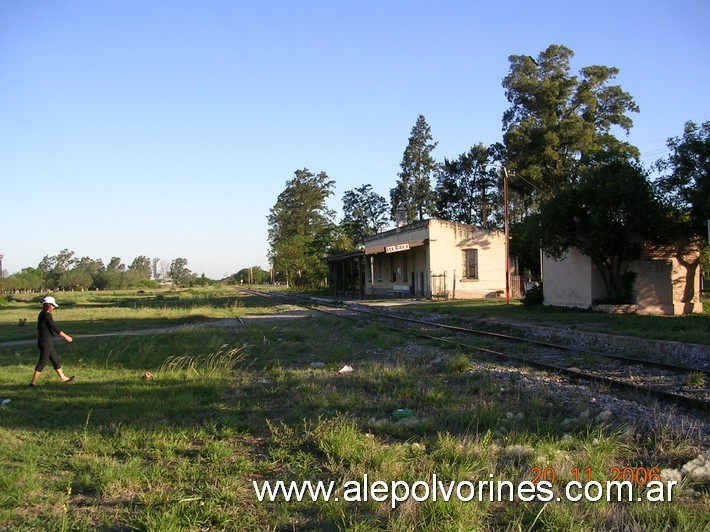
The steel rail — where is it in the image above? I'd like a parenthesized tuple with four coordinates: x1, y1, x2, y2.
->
(242, 289, 709, 376)
(237, 289, 709, 411)
(343, 301, 710, 376)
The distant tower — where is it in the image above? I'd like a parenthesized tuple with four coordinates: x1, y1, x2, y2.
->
(395, 205, 408, 228)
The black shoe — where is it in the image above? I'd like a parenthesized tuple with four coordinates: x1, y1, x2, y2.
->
(29, 383, 38, 387)
(62, 376, 75, 383)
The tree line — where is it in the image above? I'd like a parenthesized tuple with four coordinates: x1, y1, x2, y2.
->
(2, 251, 209, 292)
(267, 44, 709, 300)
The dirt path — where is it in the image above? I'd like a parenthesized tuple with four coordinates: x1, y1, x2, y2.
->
(0, 311, 320, 348)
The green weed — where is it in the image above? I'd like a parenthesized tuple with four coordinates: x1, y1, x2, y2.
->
(0, 288, 706, 530)
(684, 371, 706, 388)
(443, 352, 472, 373)
(160, 344, 248, 378)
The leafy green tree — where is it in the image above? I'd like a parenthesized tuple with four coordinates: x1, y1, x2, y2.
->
(59, 268, 93, 291)
(655, 120, 710, 238)
(268, 169, 335, 242)
(169, 258, 192, 287)
(71, 257, 104, 289)
(433, 144, 499, 227)
(341, 184, 389, 247)
(4, 267, 43, 292)
(127, 255, 152, 286)
(74, 256, 104, 277)
(233, 266, 270, 285)
(99, 257, 127, 289)
(502, 45, 639, 208)
(267, 169, 335, 287)
(92, 270, 109, 290)
(539, 152, 665, 302)
(38, 249, 76, 289)
(700, 243, 710, 279)
(313, 221, 361, 260)
(192, 273, 213, 287)
(269, 235, 311, 287)
(326, 230, 355, 255)
(390, 115, 438, 222)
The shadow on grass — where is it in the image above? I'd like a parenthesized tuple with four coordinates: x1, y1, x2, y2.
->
(0, 361, 534, 443)
(0, 377, 225, 432)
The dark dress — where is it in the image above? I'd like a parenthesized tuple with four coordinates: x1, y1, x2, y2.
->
(36, 310, 63, 371)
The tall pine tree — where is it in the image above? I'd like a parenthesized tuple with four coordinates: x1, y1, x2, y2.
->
(390, 115, 438, 222)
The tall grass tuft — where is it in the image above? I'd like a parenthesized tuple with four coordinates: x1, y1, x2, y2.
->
(443, 352, 472, 374)
(684, 371, 706, 388)
(159, 344, 249, 378)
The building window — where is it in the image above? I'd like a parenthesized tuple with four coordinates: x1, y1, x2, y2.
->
(463, 249, 478, 280)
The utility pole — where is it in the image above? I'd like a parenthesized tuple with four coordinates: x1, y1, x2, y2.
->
(481, 165, 512, 304)
(501, 167, 510, 304)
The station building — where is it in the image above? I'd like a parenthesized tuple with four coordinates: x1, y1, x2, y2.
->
(543, 241, 704, 315)
(325, 218, 510, 300)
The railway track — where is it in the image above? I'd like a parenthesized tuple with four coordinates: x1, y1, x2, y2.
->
(237, 288, 710, 412)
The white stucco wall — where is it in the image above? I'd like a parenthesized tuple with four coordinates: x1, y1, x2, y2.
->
(362, 219, 506, 299)
(543, 247, 703, 315)
(428, 220, 506, 298)
(542, 250, 595, 308)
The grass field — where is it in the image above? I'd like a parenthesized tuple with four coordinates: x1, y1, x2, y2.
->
(0, 288, 269, 343)
(0, 288, 708, 530)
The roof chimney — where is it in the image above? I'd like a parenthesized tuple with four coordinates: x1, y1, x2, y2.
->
(395, 205, 408, 228)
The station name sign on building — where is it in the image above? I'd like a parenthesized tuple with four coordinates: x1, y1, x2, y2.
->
(386, 243, 411, 254)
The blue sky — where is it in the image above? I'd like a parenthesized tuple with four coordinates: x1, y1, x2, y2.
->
(1, 0, 708, 278)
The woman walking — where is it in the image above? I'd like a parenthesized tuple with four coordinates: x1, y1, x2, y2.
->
(29, 295, 75, 387)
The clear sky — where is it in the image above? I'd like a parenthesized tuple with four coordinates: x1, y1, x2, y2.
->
(1, 0, 708, 278)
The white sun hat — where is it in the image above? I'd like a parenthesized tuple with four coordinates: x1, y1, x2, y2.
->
(42, 296, 58, 307)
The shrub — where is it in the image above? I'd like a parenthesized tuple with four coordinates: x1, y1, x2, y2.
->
(521, 282, 544, 306)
